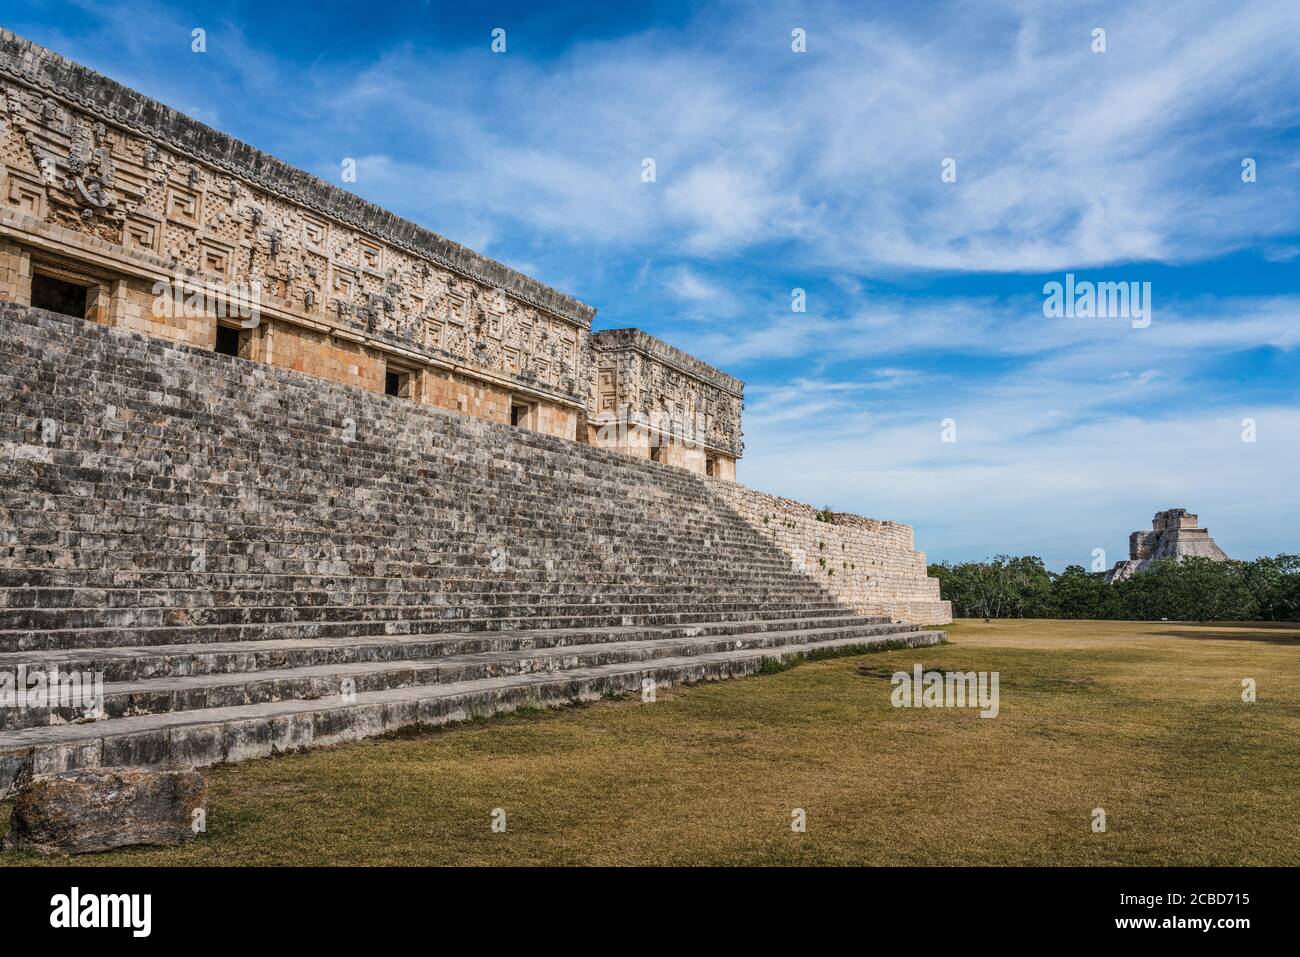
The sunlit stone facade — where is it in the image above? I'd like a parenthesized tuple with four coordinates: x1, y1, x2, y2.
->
(0, 29, 742, 478)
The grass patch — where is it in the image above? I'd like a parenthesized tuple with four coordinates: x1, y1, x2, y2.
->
(2, 618, 1297, 866)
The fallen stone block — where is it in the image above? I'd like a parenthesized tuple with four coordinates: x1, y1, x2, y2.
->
(2, 766, 206, 855)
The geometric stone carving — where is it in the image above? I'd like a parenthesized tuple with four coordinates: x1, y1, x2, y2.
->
(0, 27, 744, 470)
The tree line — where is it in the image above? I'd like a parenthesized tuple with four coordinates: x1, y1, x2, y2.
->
(927, 555, 1300, 621)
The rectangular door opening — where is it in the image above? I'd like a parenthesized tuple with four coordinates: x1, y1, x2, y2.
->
(30, 272, 90, 320)
(385, 364, 415, 399)
(215, 324, 243, 357)
(510, 400, 534, 429)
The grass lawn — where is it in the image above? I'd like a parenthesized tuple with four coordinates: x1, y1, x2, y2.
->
(2, 618, 1297, 866)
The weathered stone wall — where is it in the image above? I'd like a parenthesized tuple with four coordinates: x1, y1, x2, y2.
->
(0, 238, 28, 305)
(0, 302, 951, 790)
(259, 321, 383, 393)
(705, 481, 951, 624)
(0, 299, 887, 645)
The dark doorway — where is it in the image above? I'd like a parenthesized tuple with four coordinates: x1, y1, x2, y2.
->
(385, 367, 415, 398)
(31, 273, 89, 319)
(215, 325, 241, 357)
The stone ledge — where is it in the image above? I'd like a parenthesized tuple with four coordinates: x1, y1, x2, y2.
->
(0, 631, 948, 794)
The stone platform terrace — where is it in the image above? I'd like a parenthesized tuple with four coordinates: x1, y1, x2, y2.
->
(0, 303, 944, 791)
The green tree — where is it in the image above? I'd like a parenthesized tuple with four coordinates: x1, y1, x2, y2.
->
(931, 554, 1298, 622)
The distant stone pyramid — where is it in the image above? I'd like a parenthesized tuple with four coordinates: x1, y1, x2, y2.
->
(1106, 508, 1230, 582)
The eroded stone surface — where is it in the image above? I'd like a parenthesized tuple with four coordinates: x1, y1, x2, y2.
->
(707, 481, 952, 624)
(2, 766, 205, 855)
(0, 297, 949, 794)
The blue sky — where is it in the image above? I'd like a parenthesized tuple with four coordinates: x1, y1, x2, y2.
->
(6, 0, 1298, 568)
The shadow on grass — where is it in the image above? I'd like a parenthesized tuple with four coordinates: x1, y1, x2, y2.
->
(856, 663, 1098, 694)
(1153, 625, 1300, 644)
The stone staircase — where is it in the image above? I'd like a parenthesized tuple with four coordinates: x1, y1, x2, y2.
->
(0, 303, 944, 792)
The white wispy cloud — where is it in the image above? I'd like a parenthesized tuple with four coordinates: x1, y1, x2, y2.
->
(745, 399, 1300, 567)
(40, 0, 1300, 275)
(297, 0, 1300, 273)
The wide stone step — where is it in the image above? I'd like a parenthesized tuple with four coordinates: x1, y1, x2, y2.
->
(0, 568, 827, 592)
(0, 627, 946, 793)
(0, 593, 849, 630)
(0, 614, 902, 682)
(0, 580, 834, 608)
(0, 304, 950, 785)
(0, 529, 797, 558)
(1, 446, 714, 504)
(0, 622, 930, 729)
(0, 502, 768, 549)
(0, 601, 866, 652)
(2, 475, 730, 531)
(0, 553, 813, 582)
(0, 556, 819, 582)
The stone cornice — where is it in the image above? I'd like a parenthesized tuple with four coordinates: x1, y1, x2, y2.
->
(0, 28, 596, 330)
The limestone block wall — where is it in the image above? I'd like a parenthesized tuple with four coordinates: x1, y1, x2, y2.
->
(261, 321, 382, 392)
(109, 275, 195, 342)
(581, 417, 710, 473)
(531, 400, 579, 442)
(705, 480, 951, 625)
(0, 238, 29, 302)
(423, 367, 511, 426)
(710, 455, 737, 482)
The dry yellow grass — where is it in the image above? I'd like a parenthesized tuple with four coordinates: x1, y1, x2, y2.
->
(2, 618, 1297, 866)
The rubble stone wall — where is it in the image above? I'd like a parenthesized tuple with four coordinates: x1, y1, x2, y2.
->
(705, 480, 952, 625)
